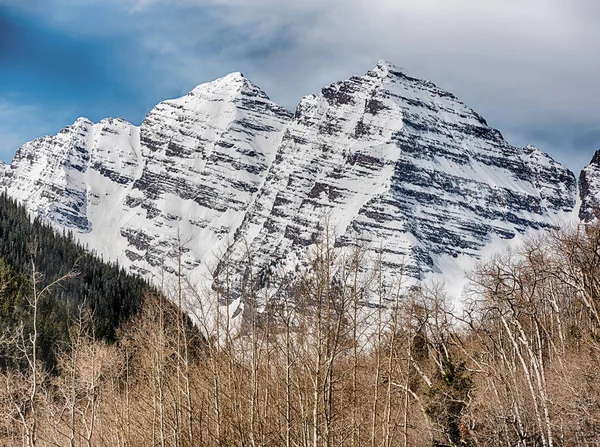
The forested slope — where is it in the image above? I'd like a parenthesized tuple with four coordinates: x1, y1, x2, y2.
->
(0, 192, 150, 370)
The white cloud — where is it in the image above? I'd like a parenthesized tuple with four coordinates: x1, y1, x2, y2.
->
(196, 0, 600, 170)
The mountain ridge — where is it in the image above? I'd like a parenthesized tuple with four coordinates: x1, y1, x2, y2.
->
(1, 61, 583, 309)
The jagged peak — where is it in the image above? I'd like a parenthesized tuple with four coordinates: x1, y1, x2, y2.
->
(62, 117, 134, 134)
(369, 60, 405, 78)
(365, 60, 459, 100)
(365, 60, 419, 82)
(189, 71, 269, 101)
(51, 117, 93, 136)
(223, 71, 245, 80)
(589, 149, 600, 167)
(72, 117, 93, 127)
(97, 117, 134, 127)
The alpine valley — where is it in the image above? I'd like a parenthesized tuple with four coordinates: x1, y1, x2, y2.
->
(2, 61, 596, 309)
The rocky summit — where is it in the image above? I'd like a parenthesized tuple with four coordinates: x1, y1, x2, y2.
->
(2, 61, 580, 305)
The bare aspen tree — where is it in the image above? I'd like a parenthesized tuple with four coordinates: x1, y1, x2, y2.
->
(0, 242, 76, 447)
(53, 303, 90, 447)
(172, 231, 194, 446)
(370, 253, 385, 447)
(383, 267, 404, 447)
(311, 243, 325, 447)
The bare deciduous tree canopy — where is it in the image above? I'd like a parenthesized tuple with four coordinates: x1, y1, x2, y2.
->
(1, 222, 600, 446)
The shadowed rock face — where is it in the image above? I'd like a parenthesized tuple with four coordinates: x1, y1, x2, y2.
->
(2, 62, 577, 301)
(579, 150, 600, 222)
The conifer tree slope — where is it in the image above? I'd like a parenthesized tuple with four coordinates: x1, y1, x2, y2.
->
(0, 192, 150, 368)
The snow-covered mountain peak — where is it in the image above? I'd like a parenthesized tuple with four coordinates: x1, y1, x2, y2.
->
(188, 71, 271, 102)
(1, 61, 580, 309)
(96, 69, 292, 278)
(212, 62, 577, 302)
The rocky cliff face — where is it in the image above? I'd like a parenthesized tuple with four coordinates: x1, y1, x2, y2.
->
(579, 150, 600, 222)
(4, 73, 292, 282)
(215, 61, 577, 297)
(2, 62, 578, 304)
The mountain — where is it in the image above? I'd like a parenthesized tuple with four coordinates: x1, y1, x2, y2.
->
(1, 61, 578, 306)
(4, 73, 292, 286)
(579, 150, 600, 222)
(215, 62, 577, 297)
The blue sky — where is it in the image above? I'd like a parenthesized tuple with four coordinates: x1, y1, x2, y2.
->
(1, 0, 599, 173)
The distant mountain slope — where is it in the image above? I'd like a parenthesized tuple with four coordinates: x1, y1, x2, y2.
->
(1, 61, 577, 307)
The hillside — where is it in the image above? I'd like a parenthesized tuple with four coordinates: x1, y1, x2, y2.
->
(0, 192, 150, 370)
